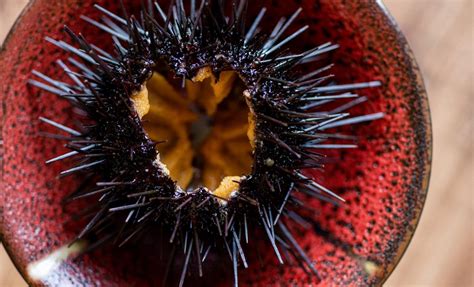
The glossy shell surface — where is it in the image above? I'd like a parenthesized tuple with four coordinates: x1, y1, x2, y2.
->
(0, 0, 431, 286)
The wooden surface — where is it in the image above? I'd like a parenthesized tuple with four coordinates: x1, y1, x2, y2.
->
(0, 0, 472, 286)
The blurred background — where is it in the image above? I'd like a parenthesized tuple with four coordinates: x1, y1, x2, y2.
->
(0, 0, 472, 286)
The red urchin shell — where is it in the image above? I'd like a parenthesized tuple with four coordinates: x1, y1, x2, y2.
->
(0, 0, 431, 286)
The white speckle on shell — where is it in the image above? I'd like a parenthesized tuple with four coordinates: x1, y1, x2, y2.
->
(265, 158, 274, 166)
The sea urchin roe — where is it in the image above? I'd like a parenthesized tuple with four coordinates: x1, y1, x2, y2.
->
(131, 86, 150, 119)
(245, 90, 257, 149)
(131, 67, 255, 197)
(212, 176, 241, 205)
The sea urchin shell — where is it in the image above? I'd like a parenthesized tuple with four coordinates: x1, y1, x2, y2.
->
(27, 1, 388, 286)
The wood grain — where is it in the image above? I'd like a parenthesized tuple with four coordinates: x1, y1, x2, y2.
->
(1, 1, 30, 286)
(383, 0, 473, 286)
(0, 0, 472, 286)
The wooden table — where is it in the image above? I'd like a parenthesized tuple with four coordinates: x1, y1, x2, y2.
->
(0, 0, 472, 286)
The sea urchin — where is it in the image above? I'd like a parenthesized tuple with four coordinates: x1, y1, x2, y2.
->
(29, 1, 383, 286)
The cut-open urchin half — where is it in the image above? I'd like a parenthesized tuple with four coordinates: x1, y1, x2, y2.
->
(30, 1, 383, 286)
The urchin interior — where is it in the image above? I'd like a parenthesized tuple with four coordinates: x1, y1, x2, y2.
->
(132, 67, 254, 194)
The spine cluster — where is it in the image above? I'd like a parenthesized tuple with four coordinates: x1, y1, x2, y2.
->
(30, 1, 383, 286)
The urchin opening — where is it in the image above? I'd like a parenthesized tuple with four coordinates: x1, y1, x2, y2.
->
(132, 67, 254, 195)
